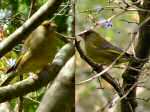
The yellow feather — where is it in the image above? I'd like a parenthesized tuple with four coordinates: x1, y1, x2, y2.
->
(8, 21, 60, 74)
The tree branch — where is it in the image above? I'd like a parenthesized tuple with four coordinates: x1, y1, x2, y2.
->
(37, 56, 75, 112)
(0, 0, 64, 58)
(75, 40, 123, 97)
(121, 1, 150, 112)
(0, 43, 74, 103)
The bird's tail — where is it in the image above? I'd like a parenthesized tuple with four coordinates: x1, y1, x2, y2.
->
(6, 65, 17, 73)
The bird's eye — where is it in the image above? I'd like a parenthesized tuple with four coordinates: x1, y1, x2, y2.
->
(43, 23, 50, 28)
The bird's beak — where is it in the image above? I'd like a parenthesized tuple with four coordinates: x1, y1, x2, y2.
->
(42, 20, 57, 29)
(77, 30, 87, 39)
(77, 29, 92, 40)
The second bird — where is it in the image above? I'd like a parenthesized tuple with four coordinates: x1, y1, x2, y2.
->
(78, 29, 131, 65)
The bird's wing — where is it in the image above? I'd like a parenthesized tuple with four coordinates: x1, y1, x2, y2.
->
(96, 44, 131, 58)
(90, 38, 123, 56)
(100, 42, 131, 58)
(24, 33, 33, 48)
(6, 55, 23, 73)
(100, 39, 123, 52)
(91, 41, 124, 56)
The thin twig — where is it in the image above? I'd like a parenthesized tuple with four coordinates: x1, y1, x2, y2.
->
(75, 39, 123, 97)
(71, 0, 75, 37)
(18, 75, 23, 112)
(76, 14, 150, 85)
(76, 32, 135, 85)
(28, 0, 36, 18)
(24, 96, 40, 104)
(50, 1, 70, 21)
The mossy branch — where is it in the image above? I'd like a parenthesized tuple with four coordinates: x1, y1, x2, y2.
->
(0, 43, 74, 103)
(0, 0, 64, 58)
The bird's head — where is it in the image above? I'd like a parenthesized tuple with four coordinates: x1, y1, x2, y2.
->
(42, 20, 57, 31)
(78, 29, 99, 41)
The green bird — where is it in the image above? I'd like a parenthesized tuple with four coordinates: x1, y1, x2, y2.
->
(78, 29, 131, 65)
(7, 20, 60, 74)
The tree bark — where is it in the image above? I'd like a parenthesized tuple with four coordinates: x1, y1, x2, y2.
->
(0, 43, 74, 103)
(121, 1, 150, 112)
(0, 0, 64, 58)
(37, 57, 75, 112)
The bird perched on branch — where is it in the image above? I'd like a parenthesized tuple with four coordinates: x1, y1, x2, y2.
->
(78, 29, 132, 65)
(7, 20, 61, 74)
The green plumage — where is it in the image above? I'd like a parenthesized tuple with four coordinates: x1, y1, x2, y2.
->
(8, 21, 60, 74)
(79, 29, 131, 65)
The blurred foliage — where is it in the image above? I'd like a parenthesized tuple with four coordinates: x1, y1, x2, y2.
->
(54, 1, 70, 33)
(76, 0, 139, 48)
(0, 0, 70, 112)
(1, 0, 150, 112)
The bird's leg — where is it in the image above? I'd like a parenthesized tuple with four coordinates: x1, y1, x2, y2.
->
(97, 77, 104, 89)
(18, 75, 23, 112)
(55, 31, 75, 43)
(91, 69, 104, 89)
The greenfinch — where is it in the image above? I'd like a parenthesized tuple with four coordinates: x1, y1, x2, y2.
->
(78, 29, 131, 65)
(7, 20, 61, 74)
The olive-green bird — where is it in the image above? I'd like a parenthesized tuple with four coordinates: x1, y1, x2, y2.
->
(78, 29, 131, 65)
(7, 21, 60, 74)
